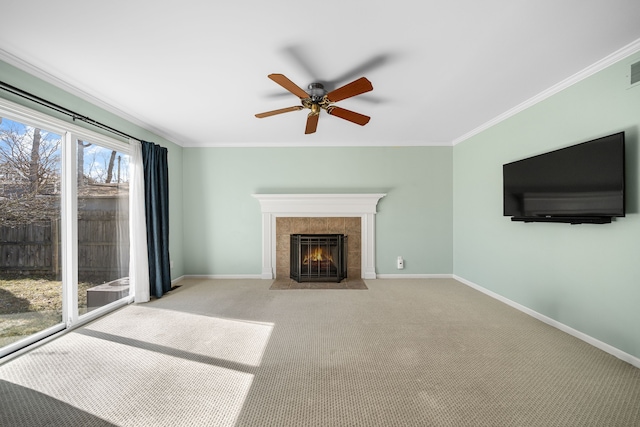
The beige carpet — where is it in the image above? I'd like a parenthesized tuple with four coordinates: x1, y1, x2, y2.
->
(270, 277, 367, 290)
(1, 278, 639, 426)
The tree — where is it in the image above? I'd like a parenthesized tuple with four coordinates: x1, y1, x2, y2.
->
(29, 128, 41, 193)
(77, 140, 91, 187)
(0, 123, 61, 225)
(106, 150, 117, 183)
(0, 124, 60, 196)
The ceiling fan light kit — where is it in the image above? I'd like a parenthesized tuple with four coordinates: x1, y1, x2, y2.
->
(255, 73, 373, 134)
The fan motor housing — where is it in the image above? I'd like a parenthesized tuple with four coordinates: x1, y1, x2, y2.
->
(308, 83, 326, 102)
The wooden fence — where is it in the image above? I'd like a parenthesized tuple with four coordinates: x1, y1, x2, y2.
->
(0, 221, 55, 274)
(0, 210, 129, 282)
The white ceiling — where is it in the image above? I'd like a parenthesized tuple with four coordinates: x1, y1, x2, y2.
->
(1, 1, 640, 147)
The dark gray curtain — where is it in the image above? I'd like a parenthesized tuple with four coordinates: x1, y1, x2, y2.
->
(141, 141, 171, 298)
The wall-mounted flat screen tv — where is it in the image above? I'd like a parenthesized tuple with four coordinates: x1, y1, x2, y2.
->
(503, 132, 625, 224)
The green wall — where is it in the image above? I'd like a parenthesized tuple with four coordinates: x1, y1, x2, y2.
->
(0, 59, 185, 280)
(182, 146, 453, 276)
(453, 52, 640, 359)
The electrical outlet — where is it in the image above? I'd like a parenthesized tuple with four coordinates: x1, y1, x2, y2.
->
(170, 261, 174, 269)
(397, 256, 404, 269)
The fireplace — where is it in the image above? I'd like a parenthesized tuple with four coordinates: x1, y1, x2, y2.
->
(290, 234, 347, 282)
(252, 194, 386, 280)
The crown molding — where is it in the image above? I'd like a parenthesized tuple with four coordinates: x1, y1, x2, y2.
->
(452, 37, 640, 146)
(181, 140, 452, 148)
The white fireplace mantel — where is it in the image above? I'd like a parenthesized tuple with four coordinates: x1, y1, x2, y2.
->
(252, 193, 386, 280)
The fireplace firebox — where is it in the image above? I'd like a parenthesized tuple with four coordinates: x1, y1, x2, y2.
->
(290, 234, 347, 282)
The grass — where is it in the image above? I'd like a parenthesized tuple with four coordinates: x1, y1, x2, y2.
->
(0, 275, 94, 314)
(0, 275, 96, 347)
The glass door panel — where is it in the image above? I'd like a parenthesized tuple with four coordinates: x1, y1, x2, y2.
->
(0, 118, 63, 349)
(76, 139, 130, 314)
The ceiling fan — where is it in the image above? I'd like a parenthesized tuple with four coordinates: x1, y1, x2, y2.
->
(255, 74, 373, 134)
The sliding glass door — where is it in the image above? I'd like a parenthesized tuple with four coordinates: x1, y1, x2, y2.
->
(0, 117, 64, 350)
(75, 138, 130, 315)
(0, 99, 133, 358)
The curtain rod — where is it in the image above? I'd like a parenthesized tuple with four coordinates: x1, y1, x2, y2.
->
(0, 80, 139, 142)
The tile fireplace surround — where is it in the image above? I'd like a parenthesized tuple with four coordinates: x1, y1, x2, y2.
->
(252, 194, 386, 280)
(276, 217, 359, 280)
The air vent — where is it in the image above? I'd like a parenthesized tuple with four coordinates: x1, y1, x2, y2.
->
(631, 60, 640, 86)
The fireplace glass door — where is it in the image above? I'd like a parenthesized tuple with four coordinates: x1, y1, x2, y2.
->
(290, 234, 347, 282)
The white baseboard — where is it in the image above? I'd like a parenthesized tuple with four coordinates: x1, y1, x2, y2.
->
(171, 275, 186, 285)
(182, 274, 264, 280)
(376, 274, 453, 279)
(453, 275, 640, 369)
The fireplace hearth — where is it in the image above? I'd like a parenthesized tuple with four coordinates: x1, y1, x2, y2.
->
(290, 234, 347, 282)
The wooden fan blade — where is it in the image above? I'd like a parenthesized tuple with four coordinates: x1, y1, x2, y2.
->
(325, 77, 373, 102)
(255, 106, 303, 118)
(326, 106, 370, 126)
(268, 74, 310, 99)
(305, 113, 319, 134)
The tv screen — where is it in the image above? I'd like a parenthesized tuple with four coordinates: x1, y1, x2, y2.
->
(503, 132, 625, 224)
